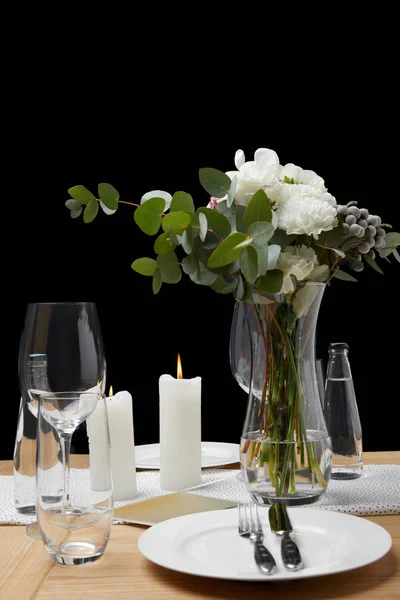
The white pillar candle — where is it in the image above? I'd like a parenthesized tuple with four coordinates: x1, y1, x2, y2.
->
(159, 360, 201, 491)
(88, 390, 137, 501)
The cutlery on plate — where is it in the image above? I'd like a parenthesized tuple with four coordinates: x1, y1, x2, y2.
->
(268, 503, 303, 571)
(238, 503, 276, 575)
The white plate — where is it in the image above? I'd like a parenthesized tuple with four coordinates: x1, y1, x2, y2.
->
(135, 442, 240, 469)
(138, 507, 392, 581)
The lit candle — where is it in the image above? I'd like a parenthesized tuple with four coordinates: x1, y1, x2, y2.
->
(87, 387, 137, 501)
(159, 354, 202, 491)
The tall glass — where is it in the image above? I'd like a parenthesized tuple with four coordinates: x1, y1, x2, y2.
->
(18, 302, 106, 538)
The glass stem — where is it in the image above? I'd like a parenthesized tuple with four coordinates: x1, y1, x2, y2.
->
(60, 432, 72, 508)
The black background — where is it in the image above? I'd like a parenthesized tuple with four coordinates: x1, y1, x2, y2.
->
(3, 29, 399, 459)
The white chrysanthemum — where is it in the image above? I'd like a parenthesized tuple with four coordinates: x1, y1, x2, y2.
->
(225, 147, 282, 206)
(279, 163, 328, 193)
(276, 185, 337, 238)
(277, 245, 319, 294)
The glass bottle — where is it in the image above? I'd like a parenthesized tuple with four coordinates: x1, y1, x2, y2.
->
(324, 343, 363, 479)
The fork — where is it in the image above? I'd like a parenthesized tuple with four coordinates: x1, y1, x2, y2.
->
(238, 503, 276, 575)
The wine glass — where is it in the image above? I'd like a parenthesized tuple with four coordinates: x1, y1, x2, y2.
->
(18, 302, 106, 538)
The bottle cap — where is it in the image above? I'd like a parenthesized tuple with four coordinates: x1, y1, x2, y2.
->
(328, 342, 349, 353)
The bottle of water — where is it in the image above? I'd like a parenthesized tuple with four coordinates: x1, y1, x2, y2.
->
(324, 342, 363, 479)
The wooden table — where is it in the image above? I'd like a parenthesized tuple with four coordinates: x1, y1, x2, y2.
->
(0, 451, 399, 600)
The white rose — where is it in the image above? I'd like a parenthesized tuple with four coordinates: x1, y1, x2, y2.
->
(276, 184, 337, 238)
(277, 245, 319, 294)
(225, 147, 282, 206)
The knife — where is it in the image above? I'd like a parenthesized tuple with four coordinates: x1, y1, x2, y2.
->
(268, 503, 303, 571)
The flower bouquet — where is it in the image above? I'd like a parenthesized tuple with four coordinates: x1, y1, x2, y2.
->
(65, 147, 399, 504)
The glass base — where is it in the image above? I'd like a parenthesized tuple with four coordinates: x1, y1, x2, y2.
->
(26, 521, 42, 539)
(49, 542, 104, 565)
(331, 469, 363, 480)
(250, 491, 325, 507)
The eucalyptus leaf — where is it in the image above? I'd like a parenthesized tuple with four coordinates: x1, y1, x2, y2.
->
(141, 190, 172, 212)
(71, 208, 83, 219)
(267, 244, 281, 270)
(199, 212, 208, 241)
(248, 221, 275, 247)
(170, 191, 195, 214)
(83, 198, 99, 223)
(131, 257, 158, 276)
(199, 168, 231, 198)
(234, 277, 245, 300)
(393, 248, 400, 264)
(65, 199, 81, 211)
(68, 185, 95, 205)
(162, 210, 191, 234)
(244, 189, 273, 229)
(269, 228, 297, 248)
(317, 245, 346, 259)
(218, 199, 237, 231)
(181, 225, 193, 254)
(256, 269, 283, 293)
(181, 253, 198, 275)
(306, 264, 330, 282)
(152, 267, 162, 294)
(207, 232, 248, 268)
(154, 232, 176, 255)
(235, 205, 247, 233)
(168, 226, 179, 246)
(241, 281, 255, 302)
(240, 246, 258, 284)
(99, 201, 117, 215)
(227, 175, 237, 208)
(317, 225, 345, 248)
(157, 252, 182, 283)
(255, 244, 268, 277)
(197, 207, 231, 243)
(134, 196, 165, 235)
(210, 275, 238, 294)
(189, 262, 218, 285)
(333, 269, 358, 282)
(379, 232, 400, 257)
(98, 183, 119, 210)
(363, 253, 384, 274)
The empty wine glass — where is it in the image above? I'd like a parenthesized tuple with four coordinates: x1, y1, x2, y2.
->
(18, 302, 106, 538)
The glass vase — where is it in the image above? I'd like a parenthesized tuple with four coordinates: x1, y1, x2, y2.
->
(232, 282, 332, 506)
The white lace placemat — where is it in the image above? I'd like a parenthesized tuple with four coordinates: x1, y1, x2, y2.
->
(1, 464, 399, 525)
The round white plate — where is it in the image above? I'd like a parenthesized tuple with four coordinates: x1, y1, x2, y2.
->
(138, 507, 392, 581)
(135, 442, 240, 469)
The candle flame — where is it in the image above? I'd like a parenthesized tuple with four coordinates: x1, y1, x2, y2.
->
(109, 385, 114, 397)
(177, 354, 183, 379)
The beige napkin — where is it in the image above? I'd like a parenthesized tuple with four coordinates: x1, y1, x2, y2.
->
(114, 492, 237, 526)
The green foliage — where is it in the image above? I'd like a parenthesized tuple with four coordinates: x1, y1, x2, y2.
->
(131, 258, 157, 276)
(244, 189, 273, 228)
(83, 198, 99, 223)
(199, 168, 231, 198)
(98, 183, 119, 210)
(68, 185, 95, 205)
(134, 197, 165, 235)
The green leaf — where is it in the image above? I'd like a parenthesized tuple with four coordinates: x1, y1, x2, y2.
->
(154, 232, 177, 255)
(162, 210, 191, 234)
(218, 199, 237, 231)
(227, 175, 237, 208)
(235, 205, 247, 233)
(152, 267, 162, 294)
(199, 212, 208, 241)
(318, 226, 345, 249)
(99, 201, 117, 215)
(168, 226, 179, 246)
(241, 281, 255, 302)
(393, 248, 400, 264)
(65, 199, 81, 211)
(98, 183, 119, 210)
(71, 208, 83, 219)
(199, 168, 231, 198)
(317, 245, 346, 258)
(157, 252, 182, 283)
(68, 185, 95, 205)
(244, 189, 273, 229)
(306, 264, 330, 282)
(333, 269, 358, 282)
(269, 228, 297, 247)
(170, 191, 195, 214)
(379, 232, 400, 257)
(363, 253, 384, 274)
(210, 275, 238, 294)
(189, 262, 218, 285)
(240, 246, 258, 284)
(181, 225, 193, 254)
(255, 244, 268, 277)
(197, 207, 231, 245)
(207, 232, 248, 268)
(248, 221, 275, 247)
(267, 244, 281, 270)
(134, 196, 165, 235)
(83, 198, 99, 223)
(256, 269, 283, 293)
(181, 253, 198, 275)
(131, 257, 158, 276)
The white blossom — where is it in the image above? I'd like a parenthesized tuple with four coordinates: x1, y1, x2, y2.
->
(225, 147, 281, 206)
(276, 184, 337, 238)
(277, 245, 319, 294)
